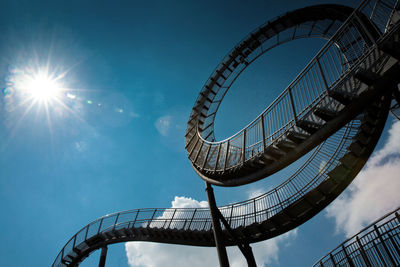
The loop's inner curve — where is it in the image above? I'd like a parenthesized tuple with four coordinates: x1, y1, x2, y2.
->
(214, 38, 327, 140)
(185, 3, 386, 186)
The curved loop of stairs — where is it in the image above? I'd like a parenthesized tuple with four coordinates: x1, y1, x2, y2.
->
(53, 96, 391, 267)
(53, 1, 400, 266)
(185, 3, 394, 186)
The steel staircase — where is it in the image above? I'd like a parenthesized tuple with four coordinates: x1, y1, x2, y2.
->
(185, 1, 400, 187)
(53, 1, 400, 266)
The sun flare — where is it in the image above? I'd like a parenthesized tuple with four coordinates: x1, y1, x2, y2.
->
(25, 72, 62, 101)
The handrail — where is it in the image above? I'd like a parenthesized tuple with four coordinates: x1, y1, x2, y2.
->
(313, 206, 400, 266)
(187, 0, 398, 176)
(54, 0, 400, 265)
(54, 119, 358, 266)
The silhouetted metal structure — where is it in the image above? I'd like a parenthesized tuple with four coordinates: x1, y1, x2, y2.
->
(53, 0, 400, 266)
(314, 207, 400, 267)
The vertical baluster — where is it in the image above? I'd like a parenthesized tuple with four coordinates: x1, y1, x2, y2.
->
(242, 130, 246, 164)
(168, 209, 177, 229)
(253, 198, 257, 223)
(356, 236, 372, 267)
(133, 210, 140, 228)
(112, 213, 120, 231)
(194, 141, 204, 165)
(97, 218, 104, 234)
(342, 244, 355, 267)
(147, 209, 157, 228)
(214, 143, 222, 171)
(353, 12, 378, 44)
(288, 88, 297, 124)
(328, 47, 341, 79)
(187, 209, 197, 230)
(303, 72, 313, 106)
(224, 140, 230, 171)
(316, 58, 330, 94)
(374, 224, 396, 265)
(84, 225, 89, 240)
(202, 145, 211, 170)
(229, 204, 234, 226)
(329, 253, 337, 267)
(260, 115, 265, 152)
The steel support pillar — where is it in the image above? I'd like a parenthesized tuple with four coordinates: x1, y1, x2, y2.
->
(215, 205, 256, 267)
(98, 246, 108, 267)
(206, 182, 230, 267)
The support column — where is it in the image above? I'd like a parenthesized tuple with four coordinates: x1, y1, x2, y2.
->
(98, 246, 108, 267)
(206, 182, 230, 267)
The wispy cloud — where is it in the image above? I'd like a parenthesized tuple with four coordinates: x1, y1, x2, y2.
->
(125, 193, 297, 267)
(154, 115, 172, 136)
(326, 120, 400, 237)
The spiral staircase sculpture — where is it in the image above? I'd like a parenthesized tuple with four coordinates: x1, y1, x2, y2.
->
(53, 0, 400, 266)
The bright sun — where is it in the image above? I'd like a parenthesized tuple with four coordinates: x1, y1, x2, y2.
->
(25, 72, 62, 101)
(5, 64, 76, 133)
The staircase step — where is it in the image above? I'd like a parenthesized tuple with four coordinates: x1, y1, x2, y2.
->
(286, 198, 313, 218)
(72, 246, 82, 255)
(317, 178, 337, 195)
(297, 120, 322, 134)
(263, 145, 285, 160)
(286, 130, 309, 144)
(380, 41, 400, 61)
(259, 153, 276, 164)
(275, 139, 296, 153)
(123, 228, 134, 236)
(359, 123, 377, 136)
(62, 255, 74, 264)
(85, 233, 106, 246)
(328, 165, 351, 183)
(348, 141, 366, 157)
(354, 69, 380, 86)
(248, 157, 266, 168)
(244, 223, 261, 236)
(105, 231, 115, 239)
(360, 114, 380, 125)
(353, 131, 371, 145)
(339, 153, 359, 169)
(304, 188, 326, 205)
(328, 90, 353, 105)
(313, 107, 338, 121)
(270, 210, 292, 226)
(259, 218, 277, 232)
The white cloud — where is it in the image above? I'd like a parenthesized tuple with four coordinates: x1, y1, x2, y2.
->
(155, 115, 172, 136)
(170, 196, 208, 208)
(126, 194, 297, 267)
(326, 120, 400, 237)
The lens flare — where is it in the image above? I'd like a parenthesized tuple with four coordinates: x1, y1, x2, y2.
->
(25, 72, 62, 101)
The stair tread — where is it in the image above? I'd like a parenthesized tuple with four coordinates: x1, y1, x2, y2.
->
(328, 90, 354, 105)
(297, 120, 323, 134)
(313, 107, 338, 121)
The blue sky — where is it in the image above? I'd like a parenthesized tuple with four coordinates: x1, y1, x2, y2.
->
(1, 0, 399, 266)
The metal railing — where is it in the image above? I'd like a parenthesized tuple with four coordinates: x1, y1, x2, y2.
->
(314, 207, 400, 267)
(54, 119, 358, 266)
(54, 0, 400, 265)
(186, 0, 399, 174)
